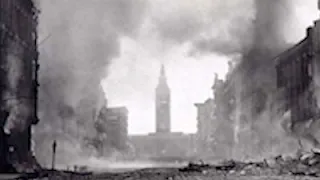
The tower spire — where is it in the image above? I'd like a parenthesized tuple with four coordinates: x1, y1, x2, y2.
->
(158, 64, 168, 86)
(160, 64, 166, 77)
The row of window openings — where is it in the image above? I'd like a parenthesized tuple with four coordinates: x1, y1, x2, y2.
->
(278, 51, 312, 71)
(279, 49, 313, 67)
(278, 61, 312, 88)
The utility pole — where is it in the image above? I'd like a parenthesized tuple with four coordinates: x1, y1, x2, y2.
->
(52, 140, 57, 170)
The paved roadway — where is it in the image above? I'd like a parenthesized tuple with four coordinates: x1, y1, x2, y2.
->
(1, 168, 319, 180)
(2, 160, 320, 180)
(34, 166, 320, 180)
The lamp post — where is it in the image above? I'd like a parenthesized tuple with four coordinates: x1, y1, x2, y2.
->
(52, 140, 57, 170)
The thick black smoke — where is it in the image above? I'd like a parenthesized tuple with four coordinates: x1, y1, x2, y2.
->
(34, 0, 148, 167)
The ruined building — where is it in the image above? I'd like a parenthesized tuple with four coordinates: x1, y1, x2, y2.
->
(209, 1, 320, 159)
(275, 23, 320, 147)
(207, 0, 300, 160)
(210, 74, 235, 158)
(0, 0, 40, 172)
(275, 28, 314, 124)
(104, 107, 129, 151)
(194, 98, 214, 152)
(96, 105, 129, 157)
(194, 71, 237, 158)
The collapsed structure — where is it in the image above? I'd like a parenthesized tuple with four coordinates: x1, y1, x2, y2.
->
(207, 1, 320, 160)
(0, 0, 40, 172)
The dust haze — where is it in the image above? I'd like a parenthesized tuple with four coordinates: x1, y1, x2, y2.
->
(33, 0, 319, 169)
(34, 0, 147, 167)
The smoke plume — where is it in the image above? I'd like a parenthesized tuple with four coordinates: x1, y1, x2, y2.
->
(34, 0, 147, 166)
(206, 0, 305, 160)
(232, 0, 314, 160)
(148, 0, 303, 160)
(186, 0, 296, 59)
(31, 0, 319, 165)
(149, 0, 255, 56)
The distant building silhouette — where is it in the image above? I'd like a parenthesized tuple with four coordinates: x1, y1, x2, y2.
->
(155, 64, 171, 133)
(129, 64, 197, 160)
(195, 98, 214, 151)
(129, 132, 196, 159)
(105, 107, 129, 150)
(96, 106, 129, 156)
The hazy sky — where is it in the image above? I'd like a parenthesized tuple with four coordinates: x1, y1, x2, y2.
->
(101, 0, 319, 135)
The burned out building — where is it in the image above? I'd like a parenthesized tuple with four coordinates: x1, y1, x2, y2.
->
(218, 2, 320, 157)
(96, 106, 129, 156)
(194, 98, 214, 151)
(0, 0, 40, 172)
(275, 21, 320, 147)
(275, 28, 314, 122)
(209, 0, 298, 159)
(209, 24, 320, 160)
(209, 74, 235, 158)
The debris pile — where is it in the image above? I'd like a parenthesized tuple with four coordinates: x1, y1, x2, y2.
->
(271, 150, 320, 177)
(8, 151, 320, 179)
(179, 161, 210, 172)
(177, 150, 320, 177)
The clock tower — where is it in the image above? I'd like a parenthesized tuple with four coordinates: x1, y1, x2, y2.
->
(155, 64, 171, 133)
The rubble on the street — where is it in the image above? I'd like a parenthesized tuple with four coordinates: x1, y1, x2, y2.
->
(177, 150, 320, 178)
(178, 161, 210, 172)
(7, 150, 320, 179)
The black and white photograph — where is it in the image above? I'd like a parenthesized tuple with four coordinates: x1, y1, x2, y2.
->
(1, 0, 320, 179)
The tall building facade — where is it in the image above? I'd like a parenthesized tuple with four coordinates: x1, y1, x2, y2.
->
(129, 132, 196, 160)
(96, 106, 129, 156)
(195, 98, 214, 150)
(155, 65, 171, 133)
(0, 0, 40, 172)
(105, 107, 128, 151)
(275, 23, 320, 148)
